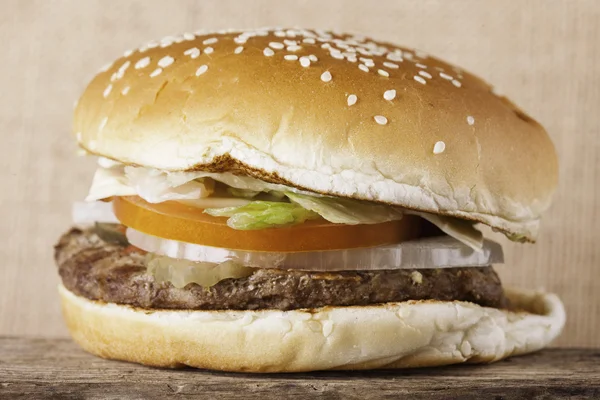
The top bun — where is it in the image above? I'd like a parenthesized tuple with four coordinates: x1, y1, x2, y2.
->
(74, 28, 558, 240)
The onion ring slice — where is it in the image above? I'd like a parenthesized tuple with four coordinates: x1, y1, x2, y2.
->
(127, 227, 504, 271)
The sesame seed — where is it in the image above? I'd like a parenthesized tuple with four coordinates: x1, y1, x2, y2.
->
(263, 48, 275, 57)
(299, 56, 311, 67)
(358, 64, 369, 72)
(183, 32, 195, 41)
(452, 79, 462, 87)
(110, 72, 118, 82)
(269, 42, 284, 50)
(135, 57, 150, 69)
(348, 94, 358, 107)
(378, 69, 390, 77)
(103, 84, 112, 98)
(284, 55, 298, 61)
(184, 47, 201, 59)
(274, 30, 286, 37)
(121, 86, 130, 95)
(158, 56, 174, 68)
(118, 60, 131, 73)
(383, 62, 399, 69)
(330, 52, 344, 60)
(414, 75, 427, 85)
(467, 116, 475, 125)
(347, 94, 358, 106)
(374, 115, 388, 125)
(99, 117, 108, 131)
(321, 71, 332, 82)
(123, 49, 133, 57)
(321, 43, 331, 49)
(363, 60, 375, 67)
(439, 72, 453, 80)
(146, 41, 159, 49)
(160, 39, 173, 48)
(419, 70, 432, 79)
(203, 37, 218, 45)
(308, 54, 318, 62)
(287, 45, 302, 52)
(383, 89, 396, 100)
(204, 47, 214, 54)
(386, 53, 403, 62)
(195, 65, 208, 76)
(150, 68, 162, 77)
(303, 38, 316, 44)
(433, 141, 446, 154)
(415, 63, 428, 69)
(283, 39, 297, 46)
(234, 37, 247, 44)
(99, 62, 112, 72)
(234, 46, 244, 54)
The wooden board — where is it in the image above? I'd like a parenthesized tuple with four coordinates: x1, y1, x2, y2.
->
(1, 0, 599, 347)
(0, 338, 598, 399)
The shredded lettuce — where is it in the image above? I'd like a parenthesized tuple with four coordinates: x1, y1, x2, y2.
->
(226, 187, 261, 199)
(86, 160, 307, 203)
(204, 201, 319, 230)
(285, 192, 403, 225)
(505, 232, 528, 243)
(125, 166, 214, 203)
(85, 161, 136, 201)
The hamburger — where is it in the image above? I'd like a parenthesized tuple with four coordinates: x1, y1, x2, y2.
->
(56, 28, 565, 372)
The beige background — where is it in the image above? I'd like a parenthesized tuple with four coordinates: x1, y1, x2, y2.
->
(0, 0, 598, 346)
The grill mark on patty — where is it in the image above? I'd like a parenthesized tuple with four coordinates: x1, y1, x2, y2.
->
(55, 227, 509, 310)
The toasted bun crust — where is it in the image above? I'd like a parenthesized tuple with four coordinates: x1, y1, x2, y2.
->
(59, 284, 564, 372)
(74, 28, 558, 240)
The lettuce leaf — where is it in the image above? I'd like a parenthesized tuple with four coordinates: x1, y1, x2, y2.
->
(284, 192, 403, 225)
(204, 201, 319, 230)
(405, 210, 483, 251)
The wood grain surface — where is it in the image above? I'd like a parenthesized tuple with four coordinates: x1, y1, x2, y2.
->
(0, 338, 598, 399)
(0, 0, 598, 346)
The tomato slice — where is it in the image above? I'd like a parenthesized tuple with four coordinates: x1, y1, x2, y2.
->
(113, 196, 424, 252)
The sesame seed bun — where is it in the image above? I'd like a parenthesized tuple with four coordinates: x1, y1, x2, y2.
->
(59, 284, 565, 372)
(74, 28, 558, 240)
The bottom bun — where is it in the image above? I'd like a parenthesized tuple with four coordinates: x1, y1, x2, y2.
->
(59, 284, 565, 372)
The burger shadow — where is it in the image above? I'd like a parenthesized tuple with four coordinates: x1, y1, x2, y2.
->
(146, 355, 524, 380)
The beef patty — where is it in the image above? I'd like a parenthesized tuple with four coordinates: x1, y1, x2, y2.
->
(55, 227, 508, 310)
